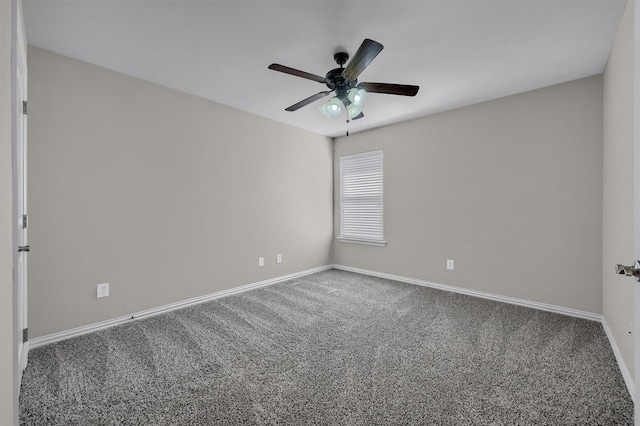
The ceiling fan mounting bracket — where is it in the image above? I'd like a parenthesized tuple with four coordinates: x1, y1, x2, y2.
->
(333, 52, 349, 67)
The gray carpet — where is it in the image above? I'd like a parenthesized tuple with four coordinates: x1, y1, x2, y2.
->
(20, 269, 633, 425)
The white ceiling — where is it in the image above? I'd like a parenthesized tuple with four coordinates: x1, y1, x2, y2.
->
(23, 0, 626, 138)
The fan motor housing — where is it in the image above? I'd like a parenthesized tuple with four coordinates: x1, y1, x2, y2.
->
(326, 67, 356, 97)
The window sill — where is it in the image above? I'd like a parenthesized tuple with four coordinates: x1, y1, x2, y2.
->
(336, 237, 386, 247)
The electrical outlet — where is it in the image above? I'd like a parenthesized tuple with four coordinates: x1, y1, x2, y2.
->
(97, 283, 109, 298)
(258, 257, 265, 267)
(276, 254, 282, 264)
(446, 259, 455, 270)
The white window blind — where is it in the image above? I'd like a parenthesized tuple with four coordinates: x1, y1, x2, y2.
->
(339, 150, 385, 246)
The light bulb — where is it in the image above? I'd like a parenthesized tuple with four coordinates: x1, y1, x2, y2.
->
(348, 88, 366, 107)
(319, 97, 343, 118)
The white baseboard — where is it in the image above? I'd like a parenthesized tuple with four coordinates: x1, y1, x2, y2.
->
(601, 318, 635, 402)
(29, 263, 635, 401)
(331, 264, 636, 400)
(28, 265, 333, 349)
(331, 264, 601, 321)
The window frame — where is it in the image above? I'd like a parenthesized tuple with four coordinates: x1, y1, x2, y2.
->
(337, 150, 386, 247)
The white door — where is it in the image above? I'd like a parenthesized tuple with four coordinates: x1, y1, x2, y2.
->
(12, 2, 28, 372)
(615, 2, 640, 422)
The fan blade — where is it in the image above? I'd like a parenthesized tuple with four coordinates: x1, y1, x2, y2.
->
(343, 39, 384, 79)
(268, 64, 327, 83)
(358, 82, 419, 96)
(351, 112, 364, 120)
(285, 91, 332, 112)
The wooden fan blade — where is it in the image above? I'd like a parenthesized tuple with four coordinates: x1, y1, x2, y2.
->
(343, 39, 384, 80)
(268, 64, 327, 83)
(285, 91, 332, 111)
(358, 82, 419, 96)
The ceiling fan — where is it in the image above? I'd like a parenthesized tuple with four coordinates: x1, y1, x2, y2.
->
(268, 39, 419, 121)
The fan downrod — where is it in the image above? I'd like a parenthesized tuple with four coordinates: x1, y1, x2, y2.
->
(326, 52, 354, 95)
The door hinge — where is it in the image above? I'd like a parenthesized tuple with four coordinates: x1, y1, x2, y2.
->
(22, 328, 28, 343)
(21, 214, 28, 229)
(22, 101, 27, 115)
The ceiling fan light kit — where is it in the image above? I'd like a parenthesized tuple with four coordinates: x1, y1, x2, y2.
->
(268, 38, 419, 124)
(319, 88, 366, 119)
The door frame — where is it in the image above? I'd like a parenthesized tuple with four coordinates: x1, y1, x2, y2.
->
(11, 0, 27, 381)
(634, 0, 640, 421)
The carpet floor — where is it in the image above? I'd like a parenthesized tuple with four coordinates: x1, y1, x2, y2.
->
(20, 269, 633, 425)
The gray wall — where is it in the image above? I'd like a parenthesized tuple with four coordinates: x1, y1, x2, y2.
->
(28, 45, 611, 342)
(333, 76, 603, 314)
(27, 47, 333, 338)
(603, 0, 635, 380)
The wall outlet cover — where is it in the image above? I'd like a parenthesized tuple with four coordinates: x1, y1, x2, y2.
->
(446, 259, 455, 270)
(97, 283, 109, 298)
(258, 257, 265, 267)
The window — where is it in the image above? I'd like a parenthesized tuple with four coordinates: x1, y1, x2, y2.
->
(338, 150, 385, 246)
